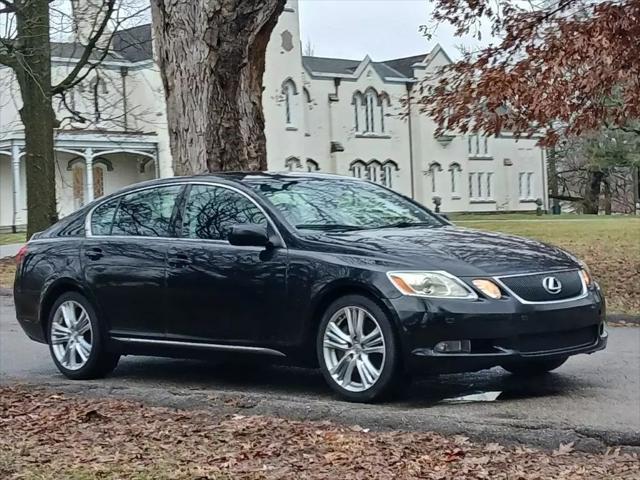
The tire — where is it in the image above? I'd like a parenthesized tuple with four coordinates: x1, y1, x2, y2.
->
(316, 294, 404, 402)
(47, 291, 120, 380)
(501, 357, 568, 376)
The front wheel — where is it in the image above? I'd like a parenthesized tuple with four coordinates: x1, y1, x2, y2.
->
(501, 357, 567, 376)
(48, 292, 120, 380)
(316, 295, 403, 402)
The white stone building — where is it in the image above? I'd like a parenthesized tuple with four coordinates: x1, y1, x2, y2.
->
(0, 0, 548, 232)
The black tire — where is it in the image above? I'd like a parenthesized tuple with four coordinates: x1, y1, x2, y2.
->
(501, 357, 568, 376)
(316, 294, 405, 402)
(47, 291, 120, 380)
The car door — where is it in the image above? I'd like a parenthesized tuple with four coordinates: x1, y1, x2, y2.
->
(165, 183, 288, 347)
(83, 184, 184, 338)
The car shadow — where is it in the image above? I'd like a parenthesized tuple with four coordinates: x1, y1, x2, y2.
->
(108, 355, 594, 407)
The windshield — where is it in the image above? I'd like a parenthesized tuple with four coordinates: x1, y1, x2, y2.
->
(248, 177, 443, 231)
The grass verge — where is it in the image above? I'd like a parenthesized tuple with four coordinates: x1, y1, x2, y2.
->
(1, 386, 638, 480)
(453, 216, 640, 315)
(0, 233, 25, 246)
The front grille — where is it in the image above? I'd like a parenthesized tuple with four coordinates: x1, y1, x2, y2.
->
(498, 270, 584, 302)
(497, 326, 598, 354)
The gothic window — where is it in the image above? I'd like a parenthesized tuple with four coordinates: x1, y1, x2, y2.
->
(368, 160, 382, 183)
(427, 162, 442, 193)
(282, 79, 298, 126)
(519, 172, 535, 199)
(306, 158, 319, 172)
(365, 89, 377, 133)
(350, 160, 366, 178)
(468, 134, 489, 157)
(285, 156, 302, 171)
(448, 162, 462, 194)
(303, 87, 312, 135)
(382, 160, 398, 188)
(352, 91, 363, 132)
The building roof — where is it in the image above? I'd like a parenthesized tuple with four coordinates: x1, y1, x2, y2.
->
(112, 24, 153, 62)
(382, 53, 430, 78)
(51, 42, 125, 62)
(302, 56, 362, 76)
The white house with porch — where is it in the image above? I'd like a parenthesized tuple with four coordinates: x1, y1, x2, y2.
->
(0, 0, 548, 232)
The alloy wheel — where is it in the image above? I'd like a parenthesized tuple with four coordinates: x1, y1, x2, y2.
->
(322, 306, 386, 392)
(50, 300, 93, 371)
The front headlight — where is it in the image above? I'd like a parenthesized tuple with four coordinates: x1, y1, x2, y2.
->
(387, 271, 477, 299)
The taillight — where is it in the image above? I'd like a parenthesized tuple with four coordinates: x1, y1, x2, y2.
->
(15, 244, 28, 266)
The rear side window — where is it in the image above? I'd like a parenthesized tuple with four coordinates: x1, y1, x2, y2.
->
(112, 186, 182, 237)
(91, 198, 120, 235)
(181, 185, 267, 240)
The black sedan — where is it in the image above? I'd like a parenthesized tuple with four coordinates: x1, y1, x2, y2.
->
(14, 173, 607, 402)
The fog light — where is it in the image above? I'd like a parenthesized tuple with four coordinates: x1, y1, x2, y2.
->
(434, 340, 471, 353)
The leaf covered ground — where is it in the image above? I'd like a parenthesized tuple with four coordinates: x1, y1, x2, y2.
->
(0, 387, 638, 479)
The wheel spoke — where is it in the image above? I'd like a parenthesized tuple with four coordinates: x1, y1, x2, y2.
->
(340, 356, 357, 388)
(75, 341, 90, 362)
(324, 338, 350, 351)
(327, 322, 351, 345)
(63, 343, 76, 368)
(359, 356, 380, 387)
(76, 312, 91, 335)
(354, 309, 365, 341)
(51, 323, 71, 344)
(61, 303, 77, 328)
(361, 328, 382, 348)
(345, 308, 357, 339)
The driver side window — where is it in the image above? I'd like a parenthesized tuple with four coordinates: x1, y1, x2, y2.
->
(181, 185, 267, 241)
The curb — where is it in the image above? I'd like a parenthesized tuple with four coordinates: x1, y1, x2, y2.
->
(608, 314, 640, 326)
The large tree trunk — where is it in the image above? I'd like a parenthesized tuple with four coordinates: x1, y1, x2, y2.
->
(15, 0, 59, 237)
(151, 0, 286, 175)
(583, 169, 603, 215)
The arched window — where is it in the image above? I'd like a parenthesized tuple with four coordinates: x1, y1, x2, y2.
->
(352, 91, 364, 132)
(382, 160, 398, 188)
(285, 156, 302, 171)
(448, 162, 462, 195)
(350, 160, 366, 178)
(368, 160, 382, 183)
(427, 162, 443, 193)
(306, 158, 319, 172)
(282, 79, 298, 126)
(379, 92, 390, 133)
(303, 87, 312, 135)
(364, 88, 377, 133)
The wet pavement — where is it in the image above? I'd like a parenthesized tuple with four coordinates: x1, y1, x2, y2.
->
(1, 294, 639, 451)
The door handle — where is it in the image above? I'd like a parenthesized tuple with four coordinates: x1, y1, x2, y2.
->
(85, 247, 103, 260)
(167, 250, 191, 267)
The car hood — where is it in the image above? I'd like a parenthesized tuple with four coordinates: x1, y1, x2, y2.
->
(305, 226, 578, 277)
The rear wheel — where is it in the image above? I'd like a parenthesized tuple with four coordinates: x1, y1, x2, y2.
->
(316, 295, 403, 402)
(48, 292, 119, 380)
(501, 357, 567, 376)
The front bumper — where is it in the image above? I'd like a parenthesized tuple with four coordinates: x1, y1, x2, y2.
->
(388, 284, 607, 374)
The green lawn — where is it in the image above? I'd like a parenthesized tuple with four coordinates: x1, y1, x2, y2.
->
(0, 233, 25, 246)
(452, 215, 640, 315)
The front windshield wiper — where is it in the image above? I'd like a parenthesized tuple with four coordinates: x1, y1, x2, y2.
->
(370, 221, 439, 230)
(295, 224, 365, 232)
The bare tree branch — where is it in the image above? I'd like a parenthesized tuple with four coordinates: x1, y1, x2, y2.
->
(51, 0, 116, 95)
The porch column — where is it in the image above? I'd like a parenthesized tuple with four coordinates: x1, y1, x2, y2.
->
(11, 143, 21, 230)
(84, 147, 94, 203)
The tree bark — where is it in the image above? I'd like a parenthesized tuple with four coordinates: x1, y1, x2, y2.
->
(150, 0, 286, 175)
(603, 175, 612, 215)
(14, 0, 59, 237)
(583, 169, 603, 215)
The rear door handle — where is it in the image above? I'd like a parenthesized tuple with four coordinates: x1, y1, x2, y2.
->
(85, 247, 103, 260)
(167, 249, 191, 267)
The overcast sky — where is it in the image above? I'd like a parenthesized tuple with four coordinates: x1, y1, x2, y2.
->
(298, 0, 484, 62)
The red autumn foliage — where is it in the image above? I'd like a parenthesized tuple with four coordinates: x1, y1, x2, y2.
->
(420, 0, 640, 145)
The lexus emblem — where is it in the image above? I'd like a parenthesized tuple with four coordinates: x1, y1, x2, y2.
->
(542, 276, 562, 295)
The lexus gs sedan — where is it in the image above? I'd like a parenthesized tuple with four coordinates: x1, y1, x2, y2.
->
(14, 173, 607, 402)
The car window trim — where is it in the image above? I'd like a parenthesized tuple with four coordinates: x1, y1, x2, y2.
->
(85, 181, 286, 248)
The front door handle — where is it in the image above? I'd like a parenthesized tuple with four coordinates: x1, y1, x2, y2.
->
(167, 249, 191, 267)
(85, 247, 103, 260)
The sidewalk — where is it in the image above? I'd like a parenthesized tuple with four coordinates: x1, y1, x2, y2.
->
(0, 243, 23, 259)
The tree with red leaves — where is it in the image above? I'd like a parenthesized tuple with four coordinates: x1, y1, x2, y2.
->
(420, 0, 640, 145)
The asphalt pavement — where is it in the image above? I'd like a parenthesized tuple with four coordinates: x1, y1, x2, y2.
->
(1, 294, 639, 452)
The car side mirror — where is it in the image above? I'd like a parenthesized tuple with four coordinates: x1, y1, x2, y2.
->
(228, 224, 271, 248)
